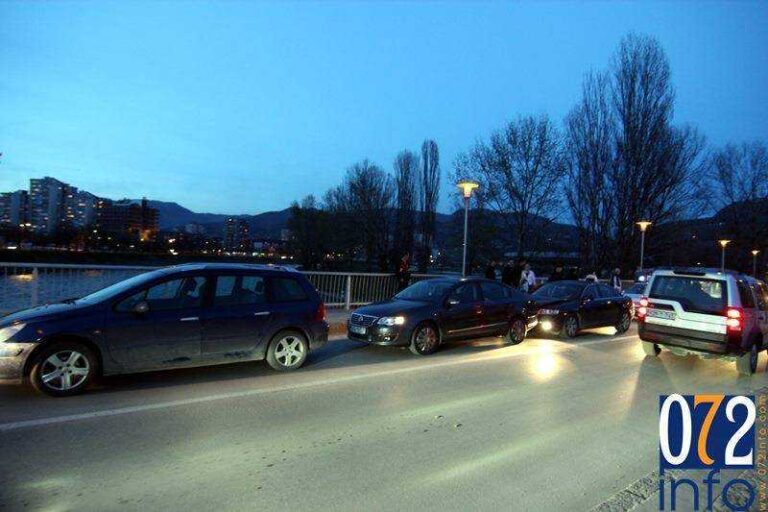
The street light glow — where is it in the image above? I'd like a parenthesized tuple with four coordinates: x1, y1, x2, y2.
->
(718, 239, 731, 248)
(752, 249, 759, 256)
(457, 180, 479, 199)
(636, 220, 652, 232)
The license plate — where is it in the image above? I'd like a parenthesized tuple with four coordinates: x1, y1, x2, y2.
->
(350, 325, 367, 335)
(648, 309, 676, 321)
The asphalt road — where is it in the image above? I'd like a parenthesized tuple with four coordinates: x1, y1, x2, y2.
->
(0, 325, 765, 512)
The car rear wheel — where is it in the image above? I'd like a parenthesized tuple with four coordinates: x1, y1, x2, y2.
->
(409, 323, 439, 355)
(505, 318, 526, 345)
(615, 311, 631, 334)
(266, 331, 309, 371)
(30, 342, 97, 397)
(736, 344, 758, 376)
(562, 316, 579, 339)
(641, 341, 661, 356)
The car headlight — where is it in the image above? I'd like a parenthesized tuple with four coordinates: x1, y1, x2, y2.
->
(538, 309, 560, 316)
(0, 323, 26, 343)
(378, 316, 406, 326)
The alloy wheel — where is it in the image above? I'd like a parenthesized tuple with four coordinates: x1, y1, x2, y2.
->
(414, 326, 438, 354)
(40, 350, 90, 392)
(509, 320, 526, 344)
(274, 335, 305, 368)
(564, 317, 579, 338)
(618, 312, 631, 333)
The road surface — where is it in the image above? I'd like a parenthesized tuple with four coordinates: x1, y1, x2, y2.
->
(0, 326, 764, 511)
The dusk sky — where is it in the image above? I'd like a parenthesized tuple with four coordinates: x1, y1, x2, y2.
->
(1, 1, 767, 215)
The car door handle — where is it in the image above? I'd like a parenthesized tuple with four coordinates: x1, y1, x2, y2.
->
(254, 311, 271, 317)
(180, 316, 199, 322)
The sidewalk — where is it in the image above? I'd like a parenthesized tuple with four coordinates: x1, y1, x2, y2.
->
(327, 308, 352, 337)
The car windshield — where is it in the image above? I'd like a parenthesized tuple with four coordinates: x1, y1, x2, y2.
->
(533, 282, 583, 301)
(649, 276, 726, 315)
(75, 270, 169, 304)
(395, 280, 455, 302)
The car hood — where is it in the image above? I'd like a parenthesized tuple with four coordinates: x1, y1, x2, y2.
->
(532, 297, 575, 309)
(0, 301, 93, 327)
(354, 299, 431, 318)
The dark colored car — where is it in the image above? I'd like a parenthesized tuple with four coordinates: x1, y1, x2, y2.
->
(533, 280, 633, 338)
(347, 277, 537, 355)
(0, 263, 328, 397)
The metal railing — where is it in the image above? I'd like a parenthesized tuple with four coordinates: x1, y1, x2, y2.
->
(0, 263, 445, 313)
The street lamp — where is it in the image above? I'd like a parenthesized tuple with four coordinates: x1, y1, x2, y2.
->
(636, 221, 652, 274)
(457, 180, 479, 277)
(718, 240, 731, 272)
(752, 249, 760, 277)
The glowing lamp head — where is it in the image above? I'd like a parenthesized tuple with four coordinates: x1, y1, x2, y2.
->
(636, 221, 652, 232)
(457, 180, 479, 199)
(718, 239, 731, 248)
(752, 250, 760, 256)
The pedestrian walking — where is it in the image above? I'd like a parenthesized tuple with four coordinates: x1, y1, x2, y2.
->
(501, 259, 516, 286)
(484, 261, 497, 280)
(519, 263, 536, 293)
(610, 268, 622, 292)
(396, 253, 411, 291)
(512, 258, 526, 289)
(584, 270, 598, 283)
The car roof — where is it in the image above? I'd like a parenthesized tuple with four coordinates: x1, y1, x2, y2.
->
(165, 262, 299, 273)
(651, 267, 747, 281)
(541, 280, 588, 287)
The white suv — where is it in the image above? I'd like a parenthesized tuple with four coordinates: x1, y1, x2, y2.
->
(638, 268, 768, 375)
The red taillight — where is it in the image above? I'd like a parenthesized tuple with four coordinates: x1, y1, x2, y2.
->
(314, 303, 327, 322)
(726, 307, 742, 332)
(637, 297, 649, 319)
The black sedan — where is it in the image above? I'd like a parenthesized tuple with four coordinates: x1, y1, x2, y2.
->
(532, 280, 633, 338)
(347, 277, 537, 355)
(0, 263, 328, 397)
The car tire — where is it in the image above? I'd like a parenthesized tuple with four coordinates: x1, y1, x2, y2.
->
(505, 318, 526, 345)
(409, 322, 439, 356)
(736, 344, 758, 376)
(615, 311, 632, 334)
(29, 341, 97, 397)
(562, 316, 579, 339)
(641, 341, 661, 356)
(266, 330, 309, 371)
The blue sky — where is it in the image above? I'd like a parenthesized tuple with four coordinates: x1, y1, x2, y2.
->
(1, 1, 767, 214)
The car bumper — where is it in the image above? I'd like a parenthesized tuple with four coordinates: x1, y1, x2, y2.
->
(639, 323, 734, 355)
(309, 321, 330, 350)
(0, 342, 36, 384)
(347, 323, 409, 346)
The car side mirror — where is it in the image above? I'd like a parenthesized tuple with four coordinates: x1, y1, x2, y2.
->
(446, 298, 460, 309)
(133, 300, 150, 315)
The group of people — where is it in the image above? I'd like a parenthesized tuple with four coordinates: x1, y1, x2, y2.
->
(484, 259, 537, 292)
(484, 260, 626, 293)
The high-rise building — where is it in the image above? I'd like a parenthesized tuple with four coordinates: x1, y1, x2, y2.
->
(96, 198, 159, 241)
(73, 191, 100, 228)
(223, 217, 250, 252)
(28, 177, 78, 234)
(0, 190, 29, 228)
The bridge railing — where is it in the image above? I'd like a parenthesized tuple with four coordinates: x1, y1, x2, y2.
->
(0, 263, 448, 313)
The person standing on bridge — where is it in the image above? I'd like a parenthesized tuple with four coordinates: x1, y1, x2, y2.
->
(519, 263, 536, 293)
(610, 268, 623, 292)
(396, 253, 411, 291)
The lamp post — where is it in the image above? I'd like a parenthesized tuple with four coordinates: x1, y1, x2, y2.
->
(457, 180, 479, 277)
(718, 240, 731, 272)
(636, 221, 652, 274)
(752, 249, 760, 277)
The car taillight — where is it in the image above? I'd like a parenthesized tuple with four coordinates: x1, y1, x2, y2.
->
(637, 297, 649, 319)
(726, 307, 742, 332)
(314, 303, 326, 322)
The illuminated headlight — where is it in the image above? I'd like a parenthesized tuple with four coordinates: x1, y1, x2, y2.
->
(378, 316, 406, 326)
(538, 309, 560, 316)
(540, 320, 554, 331)
(0, 323, 25, 343)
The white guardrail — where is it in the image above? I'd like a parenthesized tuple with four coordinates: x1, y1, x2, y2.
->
(0, 263, 449, 313)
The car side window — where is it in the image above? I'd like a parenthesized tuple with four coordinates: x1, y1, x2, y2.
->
(597, 284, 619, 298)
(480, 282, 506, 301)
(213, 274, 266, 307)
(116, 276, 205, 312)
(757, 283, 768, 311)
(582, 285, 598, 301)
(449, 283, 480, 304)
(271, 277, 308, 302)
(737, 281, 756, 309)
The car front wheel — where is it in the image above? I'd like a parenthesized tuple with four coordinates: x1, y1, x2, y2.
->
(736, 344, 758, 376)
(562, 316, 579, 338)
(615, 311, 632, 334)
(266, 331, 309, 371)
(30, 341, 97, 397)
(409, 323, 439, 355)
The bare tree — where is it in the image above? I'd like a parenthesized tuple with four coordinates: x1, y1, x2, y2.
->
(610, 33, 705, 269)
(456, 115, 565, 258)
(564, 71, 615, 270)
(393, 150, 419, 263)
(418, 140, 440, 272)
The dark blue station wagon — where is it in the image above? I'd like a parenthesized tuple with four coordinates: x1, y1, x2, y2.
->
(0, 263, 328, 396)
